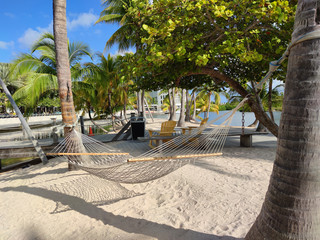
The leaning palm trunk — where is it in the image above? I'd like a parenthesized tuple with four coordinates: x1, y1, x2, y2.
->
(246, 1, 320, 239)
(53, 0, 79, 170)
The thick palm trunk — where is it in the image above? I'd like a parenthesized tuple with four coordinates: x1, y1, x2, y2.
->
(53, 0, 78, 170)
(53, 0, 77, 130)
(246, 1, 320, 239)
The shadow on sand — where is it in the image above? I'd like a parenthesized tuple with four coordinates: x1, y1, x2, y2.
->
(1, 186, 241, 240)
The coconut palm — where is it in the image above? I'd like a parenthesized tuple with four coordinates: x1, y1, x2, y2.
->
(75, 53, 129, 129)
(0, 63, 24, 113)
(96, 0, 148, 114)
(53, 0, 77, 130)
(196, 88, 220, 119)
(10, 32, 90, 114)
(245, 1, 320, 238)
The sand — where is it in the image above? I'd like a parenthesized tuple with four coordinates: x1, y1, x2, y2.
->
(0, 119, 277, 240)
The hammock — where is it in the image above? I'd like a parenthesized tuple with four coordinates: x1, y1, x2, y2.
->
(48, 98, 247, 183)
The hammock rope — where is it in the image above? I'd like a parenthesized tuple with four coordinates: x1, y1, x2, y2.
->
(48, 98, 247, 183)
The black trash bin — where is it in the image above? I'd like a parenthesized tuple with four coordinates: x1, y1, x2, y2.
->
(131, 112, 145, 140)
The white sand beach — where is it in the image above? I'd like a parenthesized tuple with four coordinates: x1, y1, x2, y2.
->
(0, 119, 277, 240)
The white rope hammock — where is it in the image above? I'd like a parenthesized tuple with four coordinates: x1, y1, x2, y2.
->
(47, 98, 247, 183)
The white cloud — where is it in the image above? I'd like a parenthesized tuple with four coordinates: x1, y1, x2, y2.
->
(18, 22, 53, 49)
(67, 11, 98, 30)
(17, 10, 98, 49)
(0, 40, 14, 49)
(4, 12, 15, 18)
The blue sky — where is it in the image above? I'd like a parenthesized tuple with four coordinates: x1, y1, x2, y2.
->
(0, 0, 123, 63)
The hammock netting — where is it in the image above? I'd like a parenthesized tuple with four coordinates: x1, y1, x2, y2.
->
(48, 98, 247, 183)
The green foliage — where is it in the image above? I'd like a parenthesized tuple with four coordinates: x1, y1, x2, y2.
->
(121, 0, 296, 93)
(10, 33, 91, 115)
(74, 53, 134, 118)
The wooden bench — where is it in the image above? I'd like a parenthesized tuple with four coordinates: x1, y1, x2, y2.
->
(227, 132, 269, 147)
(137, 135, 178, 147)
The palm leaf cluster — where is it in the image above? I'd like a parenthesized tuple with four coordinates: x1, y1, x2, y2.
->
(9, 33, 91, 114)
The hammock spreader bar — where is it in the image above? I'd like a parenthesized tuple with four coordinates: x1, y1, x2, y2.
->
(128, 153, 223, 162)
(46, 152, 130, 156)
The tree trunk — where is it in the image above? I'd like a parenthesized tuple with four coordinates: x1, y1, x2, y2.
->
(137, 91, 141, 113)
(171, 88, 177, 121)
(185, 90, 191, 122)
(192, 91, 196, 120)
(268, 79, 275, 122)
(141, 90, 146, 118)
(168, 88, 173, 120)
(53, 0, 78, 170)
(188, 68, 279, 136)
(207, 92, 211, 119)
(0, 78, 48, 164)
(246, 1, 320, 239)
(123, 97, 127, 121)
(53, 0, 77, 130)
(177, 89, 186, 127)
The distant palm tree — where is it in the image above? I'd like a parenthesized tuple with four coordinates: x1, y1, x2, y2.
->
(0, 63, 23, 113)
(11, 33, 90, 113)
(96, 0, 147, 114)
(196, 88, 220, 119)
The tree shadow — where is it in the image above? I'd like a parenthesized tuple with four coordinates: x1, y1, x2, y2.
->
(194, 161, 252, 180)
(1, 186, 241, 240)
(0, 168, 83, 183)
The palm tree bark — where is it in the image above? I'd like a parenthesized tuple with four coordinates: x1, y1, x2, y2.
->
(53, 0, 77, 130)
(246, 1, 320, 239)
(53, 0, 78, 170)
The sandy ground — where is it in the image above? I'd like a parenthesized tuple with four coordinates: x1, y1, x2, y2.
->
(0, 118, 277, 240)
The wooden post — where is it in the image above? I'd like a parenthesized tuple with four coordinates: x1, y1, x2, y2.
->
(0, 78, 48, 164)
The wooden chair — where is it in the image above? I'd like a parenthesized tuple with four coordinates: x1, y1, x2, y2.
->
(182, 118, 209, 135)
(181, 118, 209, 147)
(148, 120, 177, 148)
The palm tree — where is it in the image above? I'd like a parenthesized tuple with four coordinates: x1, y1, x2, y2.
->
(96, 0, 136, 52)
(0, 63, 23, 113)
(96, 0, 148, 114)
(196, 88, 220, 119)
(11, 32, 90, 114)
(245, 1, 320, 238)
(77, 53, 127, 129)
(53, 0, 77, 130)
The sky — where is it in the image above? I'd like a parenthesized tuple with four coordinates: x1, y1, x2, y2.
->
(0, 0, 123, 63)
